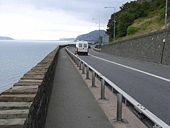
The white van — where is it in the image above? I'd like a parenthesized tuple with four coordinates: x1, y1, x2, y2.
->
(75, 41, 89, 55)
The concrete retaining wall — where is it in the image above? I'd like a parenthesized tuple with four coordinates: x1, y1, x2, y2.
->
(101, 29, 170, 65)
(0, 47, 59, 128)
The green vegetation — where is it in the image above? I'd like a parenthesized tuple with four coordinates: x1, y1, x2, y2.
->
(106, 0, 170, 42)
(127, 26, 138, 35)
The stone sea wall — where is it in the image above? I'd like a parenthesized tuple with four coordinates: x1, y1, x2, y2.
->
(0, 47, 59, 128)
(101, 29, 170, 65)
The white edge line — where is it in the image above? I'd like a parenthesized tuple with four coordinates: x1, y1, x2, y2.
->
(66, 48, 170, 128)
(89, 54, 170, 83)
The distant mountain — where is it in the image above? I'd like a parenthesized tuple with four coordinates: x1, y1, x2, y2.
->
(0, 36, 14, 40)
(75, 30, 109, 44)
(59, 38, 75, 41)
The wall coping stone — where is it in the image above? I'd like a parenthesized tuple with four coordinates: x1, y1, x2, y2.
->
(0, 47, 59, 128)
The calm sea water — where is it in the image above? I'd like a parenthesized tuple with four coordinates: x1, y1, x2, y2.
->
(0, 40, 72, 93)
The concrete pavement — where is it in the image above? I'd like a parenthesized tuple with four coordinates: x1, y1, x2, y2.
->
(45, 49, 112, 128)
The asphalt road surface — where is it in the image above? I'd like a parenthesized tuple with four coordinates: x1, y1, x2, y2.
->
(69, 47, 170, 126)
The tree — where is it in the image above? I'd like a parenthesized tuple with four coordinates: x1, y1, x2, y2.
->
(106, 0, 150, 39)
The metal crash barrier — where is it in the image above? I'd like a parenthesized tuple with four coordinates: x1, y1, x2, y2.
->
(65, 47, 170, 128)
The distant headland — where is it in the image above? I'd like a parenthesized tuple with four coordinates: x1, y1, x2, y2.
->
(0, 36, 14, 40)
(59, 38, 75, 41)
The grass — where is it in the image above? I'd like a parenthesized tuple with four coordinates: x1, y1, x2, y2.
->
(112, 9, 170, 43)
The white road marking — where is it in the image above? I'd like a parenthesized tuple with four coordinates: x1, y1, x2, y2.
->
(89, 54, 170, 83)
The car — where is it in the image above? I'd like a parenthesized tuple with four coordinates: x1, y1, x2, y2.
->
(75, 41, 89, 55)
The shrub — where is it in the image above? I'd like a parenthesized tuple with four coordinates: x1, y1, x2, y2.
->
(127, 26, 138, 35)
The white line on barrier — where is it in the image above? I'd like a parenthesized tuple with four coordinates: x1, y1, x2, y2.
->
(89, 54, 170, 83)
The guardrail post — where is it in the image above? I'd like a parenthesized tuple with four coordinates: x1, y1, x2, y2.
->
(76, 59, 79, 66)
(153, 124, 161, 128)
(79, 61, 82, 70)
(82, 63, 85, 74)
(74, 57, 77, 65)
(117, 93, 123, 121)
(101, 78, 105, 99)
(86, 66, 89, 79)
(76, 59, 79, 67)
(92, 71, 95, 87)
(125, 99, 128, 106)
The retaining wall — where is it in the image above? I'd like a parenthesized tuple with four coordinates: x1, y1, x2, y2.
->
(101, 29, 170, 65)
(0, 47, 59, 128)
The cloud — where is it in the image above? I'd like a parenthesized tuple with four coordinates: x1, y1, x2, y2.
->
(0, 0, 133, 40)
(0, 0, 132, 23)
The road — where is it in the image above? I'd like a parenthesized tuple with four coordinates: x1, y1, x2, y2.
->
(69, 47, 170, 126)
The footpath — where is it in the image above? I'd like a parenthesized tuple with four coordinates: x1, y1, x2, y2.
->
(45, 49, 112, 128)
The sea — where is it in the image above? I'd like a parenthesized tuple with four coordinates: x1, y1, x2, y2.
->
(0, 40, 73, 93)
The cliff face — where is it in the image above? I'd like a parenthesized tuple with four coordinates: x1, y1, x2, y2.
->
(0, 36, 14, 40)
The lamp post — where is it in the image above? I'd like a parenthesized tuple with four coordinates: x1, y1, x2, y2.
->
(161, 0, 168, 64)
(99, 17, 101, 45)
(92, 17, 101, 45)
(165, 0, 168, 30)
(104, 6, 116, 42)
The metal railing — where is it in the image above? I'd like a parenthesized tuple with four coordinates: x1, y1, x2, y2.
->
(65, 47, 170, 128)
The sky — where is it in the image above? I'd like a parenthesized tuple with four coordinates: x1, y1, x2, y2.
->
(0, 0, 133, 40)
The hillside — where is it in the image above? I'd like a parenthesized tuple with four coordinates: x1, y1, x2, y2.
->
(106, 0, 170, 42)
(0, 36, 14, 40)
(75, 30, 109, 44)
(127, 11, 169, 35)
